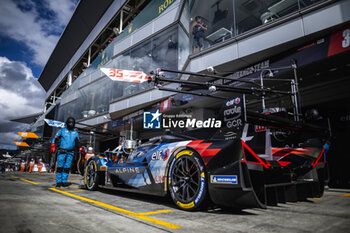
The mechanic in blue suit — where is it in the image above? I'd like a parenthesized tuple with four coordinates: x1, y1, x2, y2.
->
(50, 117, 84, 187)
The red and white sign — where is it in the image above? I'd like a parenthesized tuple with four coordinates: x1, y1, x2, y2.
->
(255, 125, 266, 132)
(160, 98, 171, 112)
(328, 26, 350, 57)
(101, 68, 150, 83)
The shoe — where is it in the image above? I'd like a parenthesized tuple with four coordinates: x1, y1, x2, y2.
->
(62, 182, 72, 187)
(55, 182, 63, 188)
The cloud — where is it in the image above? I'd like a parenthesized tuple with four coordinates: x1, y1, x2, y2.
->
(0, 57, 45, 148)
(46, 0, 77, 28)
(0, 0, 77, 67)
(0, 132, 22, 149)
(0, 1, 78, 149)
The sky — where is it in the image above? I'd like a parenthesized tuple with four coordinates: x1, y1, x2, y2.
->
(0, 0, 78, 150)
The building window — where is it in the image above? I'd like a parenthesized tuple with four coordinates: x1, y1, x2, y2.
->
(178, 25, 190, 70)
(299, 0, 325, 10)
(58, 77, 112, 121)
(182, 0, 326, 55)
(235, 0, 299, 34)
(184, 0, 234, 53)
(151, 25, 178, 73)
(58, 25, 180, 121)
(111, 25, 179, 100)
(117, 0, 177, 42)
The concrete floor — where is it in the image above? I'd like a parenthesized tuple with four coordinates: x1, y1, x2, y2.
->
(1, 172, 349, 233)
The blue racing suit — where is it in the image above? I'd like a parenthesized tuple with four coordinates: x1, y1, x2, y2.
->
(52, 128, 80, 183)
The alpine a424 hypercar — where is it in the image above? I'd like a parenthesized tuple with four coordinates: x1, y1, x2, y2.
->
(84, 92, 328, 211)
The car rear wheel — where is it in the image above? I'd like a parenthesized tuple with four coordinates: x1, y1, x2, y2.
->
(168, 150, 207, 211)
(84, 160, 98, 190)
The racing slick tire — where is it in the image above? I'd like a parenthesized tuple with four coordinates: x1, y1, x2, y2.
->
(84, 160, 99, 191)
(168, 149, 207, 211)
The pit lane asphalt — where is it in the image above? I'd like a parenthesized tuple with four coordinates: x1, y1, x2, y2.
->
(1, 172, 350, 233)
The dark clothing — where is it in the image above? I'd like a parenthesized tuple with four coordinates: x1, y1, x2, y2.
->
(193, 22, 206, 48)
(193, 23, 206, 38)
(193, 37, 204, 48)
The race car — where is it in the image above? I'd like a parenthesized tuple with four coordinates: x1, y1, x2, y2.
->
(84, 93, 328, 211)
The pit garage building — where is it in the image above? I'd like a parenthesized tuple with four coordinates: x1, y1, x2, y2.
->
(18, 0, 350, 188)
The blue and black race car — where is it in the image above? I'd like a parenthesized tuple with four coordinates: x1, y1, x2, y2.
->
(84, 92, 328, 211)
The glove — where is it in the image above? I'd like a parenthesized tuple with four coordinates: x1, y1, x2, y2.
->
(79, 147, 86, 155)
(50, 144, 56, 153)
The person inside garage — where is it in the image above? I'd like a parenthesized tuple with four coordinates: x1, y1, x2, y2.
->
(50, 117, 83, 187)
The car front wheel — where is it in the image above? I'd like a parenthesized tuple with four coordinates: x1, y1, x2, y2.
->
(168, 149, 207, 211)
(84, 160, 98, 190)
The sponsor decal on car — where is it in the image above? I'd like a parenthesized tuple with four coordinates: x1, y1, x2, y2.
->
(222, 96, 244, 129)
(177, 201, 195, 209)
(210, 175, 238, 184)
(223, 131, 237, 140)
(176, 150, 193, 159)
(168, 154, 177, 186)
(115, 167, 141, 174)
(151, 149, 169, 161)
(193, 156, 204, 171)
(154, 168, 165, 184)
(194, 172, 205, 205)
(226, 97, 240, 106)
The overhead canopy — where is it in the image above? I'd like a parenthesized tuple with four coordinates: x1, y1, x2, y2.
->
(10, 112, 43, 124)
(38, 0, 114, 91)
